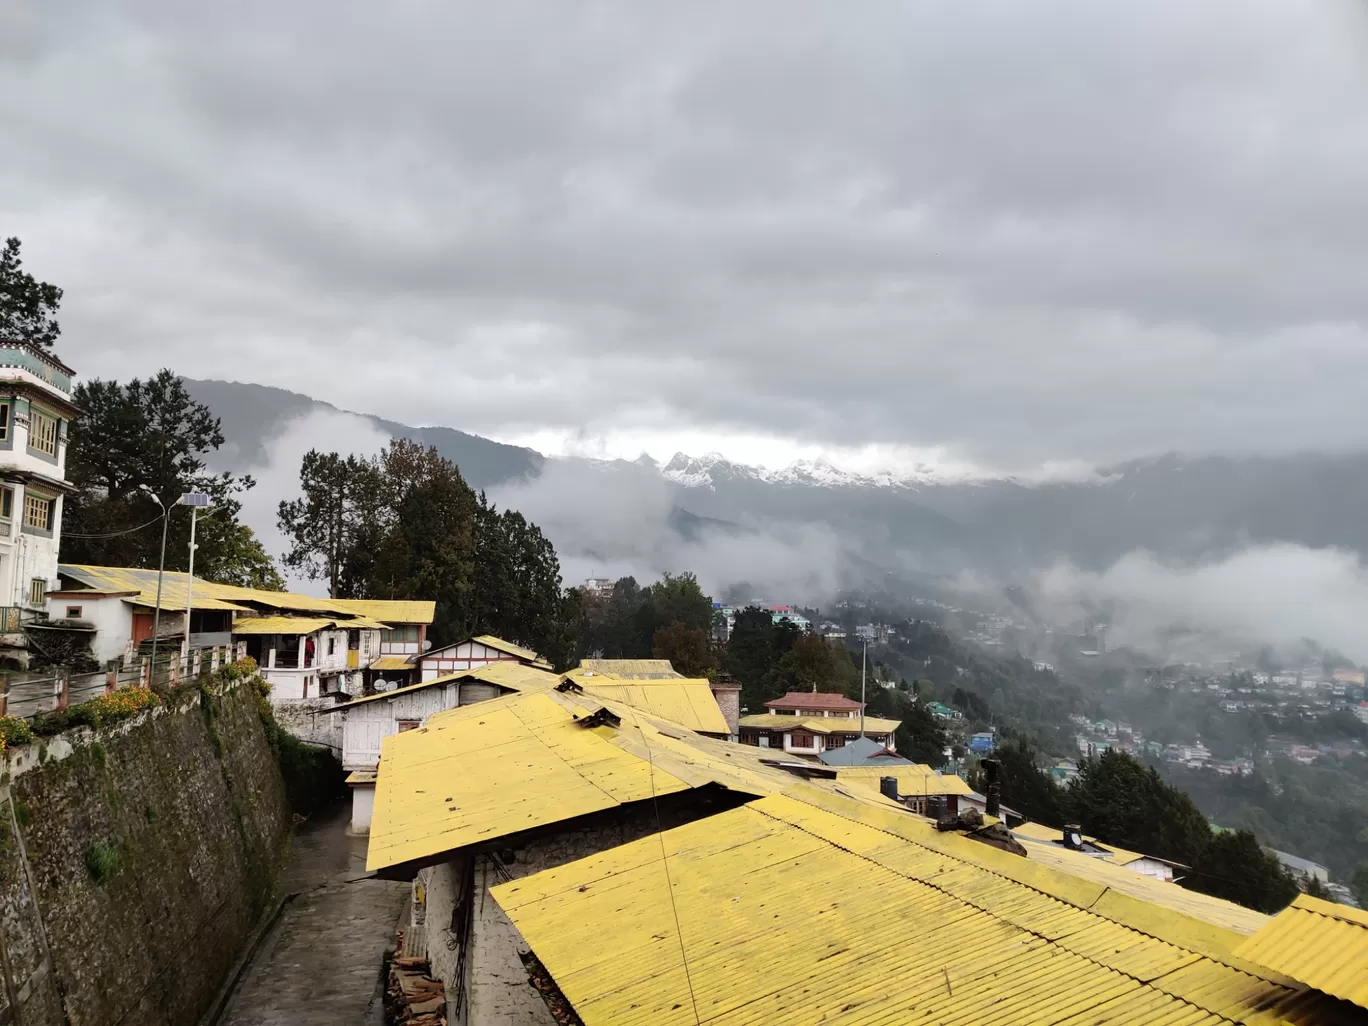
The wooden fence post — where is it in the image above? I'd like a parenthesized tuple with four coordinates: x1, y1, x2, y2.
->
(56, 671, 69, 712)
(106, 667, 116, 695)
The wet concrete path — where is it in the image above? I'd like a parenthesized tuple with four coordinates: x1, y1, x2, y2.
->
(217, 804, 409, 1026)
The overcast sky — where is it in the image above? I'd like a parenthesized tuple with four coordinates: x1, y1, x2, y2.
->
(5, 0, 1368, 475)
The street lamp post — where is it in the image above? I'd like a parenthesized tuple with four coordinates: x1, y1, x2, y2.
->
(179, 493, 212, 657)
(144, 491, 168, 687)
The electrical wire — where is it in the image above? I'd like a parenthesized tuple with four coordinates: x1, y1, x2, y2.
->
(639, 716, 702, 1026)
(63, 514, 165, 539)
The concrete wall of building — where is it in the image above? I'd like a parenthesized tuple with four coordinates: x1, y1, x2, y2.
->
(44, 594, 132, 663)
(417, 818, 697, 1026)
(0, 669, 291, 1026)
(340, 684, 461, 771)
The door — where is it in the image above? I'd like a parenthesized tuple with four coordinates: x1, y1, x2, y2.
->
(132, 613, 154, 645)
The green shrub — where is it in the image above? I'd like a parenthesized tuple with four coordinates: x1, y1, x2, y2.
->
(84, 840, 118, 884)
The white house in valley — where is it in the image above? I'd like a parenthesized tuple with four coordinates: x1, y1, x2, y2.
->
(0, 341, 79, 663)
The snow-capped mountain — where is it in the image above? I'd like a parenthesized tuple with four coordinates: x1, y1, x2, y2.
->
(660, 451, 944, 491)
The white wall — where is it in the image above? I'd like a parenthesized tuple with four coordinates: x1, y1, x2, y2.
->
(419, 640, 523, 682)
(43, 594, 133, 663)
(350, 785, 375, 834)
(341, 683, 460, 770)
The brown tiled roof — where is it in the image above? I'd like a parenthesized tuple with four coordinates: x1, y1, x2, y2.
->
(764, 690, 863, 711)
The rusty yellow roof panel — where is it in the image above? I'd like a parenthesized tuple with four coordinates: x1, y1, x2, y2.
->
(366, 691, 694, 872)
(367, 655, 416, 671)
(577, 658, 681, 679)
(424, 661, 562, 695)
(577, 679, 730, 735)
(232, 616, 342, 634)
(58, 565, 252, 611)
(1235, 895, 1368, 1008)
(835, 764, 975, 797)
(493, 793, 1332, 1026)
(1012, 819, 1154, 867)
(325, 598, 436, 624)
(470, 634, 546, 664)
(737, 713, 902, 735)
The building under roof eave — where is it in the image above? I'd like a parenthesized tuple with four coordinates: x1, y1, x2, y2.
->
(489, 790, 1351, 1026)
(816, 736, 913, 766)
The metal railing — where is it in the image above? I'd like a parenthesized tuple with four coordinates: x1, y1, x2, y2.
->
(0, 641, 249, 720)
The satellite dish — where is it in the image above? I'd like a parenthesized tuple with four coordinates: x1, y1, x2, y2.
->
(422, 640, 432, 651)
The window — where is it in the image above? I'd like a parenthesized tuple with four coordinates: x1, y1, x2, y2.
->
(382, 625, 420, 643)
(0, 403, 9, 441)
(397, 719, 420, 732)
(28, 578, 45, 606)
(0, 487, 12, 521)
(23, 494, 50, 531)
(327, 636, 337, 656)
(28, 410, 57, 456)
(65, 606, 82, 618)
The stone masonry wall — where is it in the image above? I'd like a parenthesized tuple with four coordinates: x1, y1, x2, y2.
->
(0, 674, 291, 1026)
(271, 697, 344, 755)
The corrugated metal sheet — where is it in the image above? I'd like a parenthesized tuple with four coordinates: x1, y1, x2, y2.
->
(365, 689, 830, 873)
(233, 616, 342, 635)
(368, 655, 415, 671)
(737, 713, 903, 735)
(58, 565, 250, 611)
(578, 658, 682, 679)
(578, 680, 730, 735)
(836, 764, 974, 797)
(1012, 819, 1150, 866)
(58, 564, 434, 623)
(470, 634, 544, 663)
(492, 794, 1340, 1026)
(1235, 895, 1368, 1008)
(426, 661, 561, 693)
(366, 692, 693, 872)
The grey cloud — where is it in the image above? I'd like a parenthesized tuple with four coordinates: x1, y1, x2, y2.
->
(1029, 544, 1368, 664)
(5, 0, 1368, 467)
(488, 460, 845, 602)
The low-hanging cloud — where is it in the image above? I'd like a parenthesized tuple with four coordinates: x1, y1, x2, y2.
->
(488, 460, 847, 603)
(233, 409, 391, 593)
(1032, 543, 1368, 664)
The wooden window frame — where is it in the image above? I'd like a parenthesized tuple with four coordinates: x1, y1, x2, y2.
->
(28, 409, 57, 457)
(0, 403, 10, 442)
(23, 494, 51, 531)
(28, 578, 45, 607)
(0, 486, 13, 522)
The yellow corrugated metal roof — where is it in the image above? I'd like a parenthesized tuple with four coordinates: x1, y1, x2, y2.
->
(836, 764, 974, 796)
(1012, 819, 1152, 867)
(232, 616, 338, 635)
(492, 792, 1337, 1026)
(426, 661, 562, 694)
(325, 598, 436, 624)
(58, 565, 251, 611)
(578, 658, 682, 679)
(577, 679, 730, 735)
(58, 564, 433, 623)
(366, 692, 692, 872)
(737, 713, 902, 735)
(368, 655, 416, 671)
(366, 689, 824, 873)
(469, 634, 545, 664)
(1235, 895, 1368, 1008)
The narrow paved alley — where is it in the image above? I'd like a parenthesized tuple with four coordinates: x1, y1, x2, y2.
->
(217, 805, 409, 1026)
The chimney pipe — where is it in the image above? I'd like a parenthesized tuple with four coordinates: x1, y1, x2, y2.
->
(879, 776, 899, 802)
(983, 758, 1001, 819)
(1062, 824, 1084, 850)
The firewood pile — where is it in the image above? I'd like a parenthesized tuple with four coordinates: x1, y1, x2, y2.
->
(384, 944, 447, 1026)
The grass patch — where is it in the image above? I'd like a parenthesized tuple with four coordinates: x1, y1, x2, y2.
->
(84, 840, 118, 884)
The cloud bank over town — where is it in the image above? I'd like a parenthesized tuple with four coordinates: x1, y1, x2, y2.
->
(6, 1, 1368, 475)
